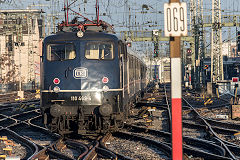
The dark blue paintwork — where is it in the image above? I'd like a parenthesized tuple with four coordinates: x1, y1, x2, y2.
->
(42, 31, 120, 106)
(40, 30, 148, 135)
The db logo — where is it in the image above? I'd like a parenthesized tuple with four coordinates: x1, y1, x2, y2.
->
(73, 67, 88, 79)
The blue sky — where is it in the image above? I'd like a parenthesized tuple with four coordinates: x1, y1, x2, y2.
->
(1, 0, 240, 56)
(1, 0, 240, 34)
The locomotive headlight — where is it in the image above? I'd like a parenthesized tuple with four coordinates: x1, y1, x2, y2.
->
(102, 85, 109, 92)
(77, 30, 84, 37)
(53, 86, 60, 93)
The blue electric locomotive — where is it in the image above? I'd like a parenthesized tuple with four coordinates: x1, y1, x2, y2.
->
(40, 0, 149, 135)
(40, 29, 148, 135)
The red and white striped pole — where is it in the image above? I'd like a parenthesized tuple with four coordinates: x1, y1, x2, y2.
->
(164, 0, 184, 158)
(170, 32, 183, 159)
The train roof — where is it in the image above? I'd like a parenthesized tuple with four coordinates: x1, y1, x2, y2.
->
(127, 47, 146, 64)
(44, 31, 118, 43)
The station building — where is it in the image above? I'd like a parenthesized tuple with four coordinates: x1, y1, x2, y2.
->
(0, 9, 44, 92)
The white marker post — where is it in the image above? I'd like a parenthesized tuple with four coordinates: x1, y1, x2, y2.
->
(164, 1, 187, 159)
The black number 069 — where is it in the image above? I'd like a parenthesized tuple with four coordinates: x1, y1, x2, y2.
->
(166, 7, 185, 32)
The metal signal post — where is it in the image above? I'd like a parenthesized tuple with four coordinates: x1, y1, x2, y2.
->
(164, 0, 187, 159)
(170, 37, 182, 160)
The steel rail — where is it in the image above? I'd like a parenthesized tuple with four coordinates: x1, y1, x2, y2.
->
(0, 113, 9, 119)
(0, 117, 17, 127)
(26, 120, 61, 139)
(10, 109, 40, 121)
(30, 137, 76, 160)
(183, 120, 238, 135)
(0, 100, 89, 160)
(0, 99, 40, 107)
(8, 122, 60, 152)
(82, 141, 99, 160)
(163, 84, 172, 131)
(95, 147, 118, 159)
(53, 139, 89, 160)
(46, 149, 75, 160)
(98, 132, 120, 160)
(66, 140, 89, 159)
(183, 98, 240, 157)
(113, 130, 172, 159)
(204, 117, 240, 131)
(133, 85, 230, 158)
(184, 97, 230, 109)
(136, 101, 168, 109)
(81, 136, 118, 160)
(27, 115, 45, 128)
(0, 128, 39, 160)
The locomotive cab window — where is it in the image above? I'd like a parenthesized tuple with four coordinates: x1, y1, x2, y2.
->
(47, 43, 76, 61)
(85, 42, 114, 60)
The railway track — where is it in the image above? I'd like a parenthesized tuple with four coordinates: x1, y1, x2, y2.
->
(0, 101, 39, 117)
(0, 128, 38, 159)
(1, 85, 240, 159)
(0, 91, 39, 103)
(9, 123, 60, 147)
(133, 84, 171, 133)
(123, 123, 230, 159)
(129, 84, 239, 159)
(10, 110, 40, 122)
(54, 139, 89, 159)
(0, 118, 17, 128)
(110, 130, 171, 159)
(183, 96, 240, 159)
(0, 100, 121, 159)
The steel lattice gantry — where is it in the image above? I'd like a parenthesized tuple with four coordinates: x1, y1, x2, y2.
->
(211, 0, 223, 82)
(190, 0, 205, 88)
(197, 0, 205, 86)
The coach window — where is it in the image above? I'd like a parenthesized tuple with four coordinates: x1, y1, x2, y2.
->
(85, 42, 114, 60)
(47, 43, 76, 61)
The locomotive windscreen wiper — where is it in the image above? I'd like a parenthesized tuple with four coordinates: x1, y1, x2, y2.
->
(52, 51, 63, 61)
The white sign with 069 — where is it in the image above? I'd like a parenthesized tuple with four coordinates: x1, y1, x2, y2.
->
(164, 2, 187, 37)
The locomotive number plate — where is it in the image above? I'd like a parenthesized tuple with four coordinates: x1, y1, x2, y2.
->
(71, 95, 91, 101)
